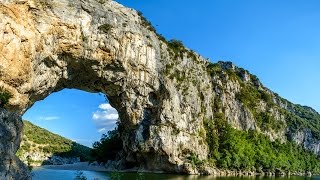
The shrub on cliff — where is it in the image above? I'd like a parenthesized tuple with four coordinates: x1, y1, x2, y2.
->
(0, 87, 12, 108)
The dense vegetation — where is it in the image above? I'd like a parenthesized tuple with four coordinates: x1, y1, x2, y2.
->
(17, 121, 92, 162)
(91, 128, 123, 163)
(284, 104, 320, 140)
(204, 117, 320, 173)
(235, 83, 285, 131)
(89, 61, 320, 174)
(202, 61, 320, 174)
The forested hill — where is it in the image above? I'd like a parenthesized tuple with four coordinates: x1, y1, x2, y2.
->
(17, 120, 92, 166)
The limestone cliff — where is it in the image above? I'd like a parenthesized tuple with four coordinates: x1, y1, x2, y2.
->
(0, 0, 320, 178)
(0, 0, 209, 175)
(0, 109, 30, 180)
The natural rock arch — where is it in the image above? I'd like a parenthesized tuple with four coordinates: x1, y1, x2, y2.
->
(2, 0, 319, 179)
(1, 0, 213, 178)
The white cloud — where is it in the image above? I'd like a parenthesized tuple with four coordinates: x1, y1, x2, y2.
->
(93, 112, 118, 120)
(98, 103, 114, 110)
(39, 116, 60, 121)
(92, 103, 118, 133)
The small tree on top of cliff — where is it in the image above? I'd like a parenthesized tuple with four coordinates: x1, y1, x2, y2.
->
(0, 87, 12, 109)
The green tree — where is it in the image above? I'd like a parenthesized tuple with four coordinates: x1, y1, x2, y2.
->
(91, 128, 123, 163)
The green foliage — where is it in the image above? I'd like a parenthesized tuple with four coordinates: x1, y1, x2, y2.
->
(204, 117, 320, 173)
(0, 87, 12, 108)
(235, 83, 282, 131)
(167, 39, 186, 59)
(284, 106, 320, 140)
(250, 74, 260, 83)
(137, 11, 157, 33)
(168, 39, 184, 50)
(98, 24, 113, 34)
(255, 112, 281, 131)
(136, 172, 145, 180)
(187, 50, 198, 62)
(164, 63, 174, 75)
(136, 11, 167, 43)
(260, 89, 272, 103)
(206, 63, 222, 77)
(18, 121, 92, 162)
(226, 69, 241, 81)
(109, 171, 123, 180)
(204, 61, 320, 173)
(168, 70, 187, 83)
(91, 128, 123, 163)
(137, 11, 198, 62)
(236, 84, 262, 109)
(26, 156, 33, 172)
(187, 153, 203, 168)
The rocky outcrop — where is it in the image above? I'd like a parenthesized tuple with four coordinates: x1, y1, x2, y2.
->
(0, 0, 209, 176)
(291, 129, 320, 155)
(19, 152, 80, 166)
(0, 109, 30, 180)
(0, 0, 320, 178)
(43, 156, 80, 165)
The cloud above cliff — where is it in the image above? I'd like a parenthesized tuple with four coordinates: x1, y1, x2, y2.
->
(92, 103, 118, 133)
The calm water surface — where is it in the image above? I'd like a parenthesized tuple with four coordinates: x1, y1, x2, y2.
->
(32, 167, 320, 180)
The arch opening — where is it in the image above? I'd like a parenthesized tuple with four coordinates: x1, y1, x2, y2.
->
(19, 88, 121, 166)
(8, 50, 167, 172)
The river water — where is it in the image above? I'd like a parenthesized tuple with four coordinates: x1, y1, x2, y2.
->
(32, 167, 319, 180)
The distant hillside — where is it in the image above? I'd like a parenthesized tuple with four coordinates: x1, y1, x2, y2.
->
(17, 120, 92, 166)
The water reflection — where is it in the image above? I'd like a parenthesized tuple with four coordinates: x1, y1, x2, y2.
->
(32, 167, 318, 180)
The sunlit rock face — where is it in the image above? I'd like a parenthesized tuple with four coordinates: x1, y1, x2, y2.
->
(1, 0, 320, 178)
(0, 0, 210, 177)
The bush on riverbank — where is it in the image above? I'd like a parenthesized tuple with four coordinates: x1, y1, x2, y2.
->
(204, 117, 320, 173)
(91, 128, 123, 163)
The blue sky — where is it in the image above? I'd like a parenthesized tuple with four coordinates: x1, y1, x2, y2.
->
(23, 89, 118, 147)
(23, 0, 320, 147)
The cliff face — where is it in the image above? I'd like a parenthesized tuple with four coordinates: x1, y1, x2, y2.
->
(208, 62, 320, 154)
(0, 109, 30, 180)
(0, 0, 209, 175)
(0, 0, 320, 178)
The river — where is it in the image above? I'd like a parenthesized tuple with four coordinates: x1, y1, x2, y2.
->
(31, 167, 319, 180)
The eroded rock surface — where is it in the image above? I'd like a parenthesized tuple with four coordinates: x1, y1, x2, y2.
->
(1, 0, 320, 178)
(0, 0, 209, 176)
(0, 108, 30, 180)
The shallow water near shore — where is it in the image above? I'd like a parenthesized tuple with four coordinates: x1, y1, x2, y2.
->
(31, 167, 320, 180)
